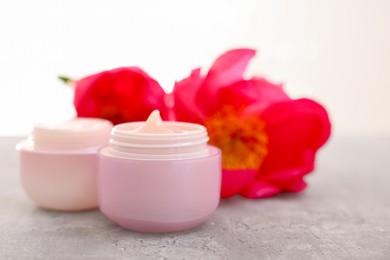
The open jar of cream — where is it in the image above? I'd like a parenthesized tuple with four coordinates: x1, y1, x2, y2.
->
(17, 118, 112, 211)
(98, 110, 221, 232)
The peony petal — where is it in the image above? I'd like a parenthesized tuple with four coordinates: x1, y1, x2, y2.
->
(216, 77, 290, 112)
(262, 98, 331, 149)
(74, 67, 167, 124)
(240, 180, 281, 198)
(206, 48, 256, 89)
(171, 68, 207, 123)
(250, 98, 331, 193)
(261, 150, 316, 185)
(285, 178, 307, 193)
(195, 49, 256, 115)
(74, 72, 102, 112)
(221, 169, 257, 199)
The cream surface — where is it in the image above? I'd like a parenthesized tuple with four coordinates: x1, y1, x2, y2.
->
(104, 110, 209, 160)
(132, 110, 174, 134)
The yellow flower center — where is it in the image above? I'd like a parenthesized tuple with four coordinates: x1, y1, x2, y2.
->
(205, 107, 268, 170)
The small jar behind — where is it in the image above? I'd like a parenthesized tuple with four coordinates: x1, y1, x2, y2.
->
(17, 118, 112, 211)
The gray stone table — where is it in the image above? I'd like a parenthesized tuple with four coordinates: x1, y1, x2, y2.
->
(1, 136, 389, 259)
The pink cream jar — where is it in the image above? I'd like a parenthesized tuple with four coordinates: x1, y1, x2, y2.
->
(98, 111, 221, 232)
(17, 118, 112, 211)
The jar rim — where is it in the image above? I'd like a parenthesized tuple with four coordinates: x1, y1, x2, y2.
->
(108, 121, 210, 159)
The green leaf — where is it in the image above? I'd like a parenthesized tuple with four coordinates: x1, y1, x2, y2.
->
(58, 75, 72, 85)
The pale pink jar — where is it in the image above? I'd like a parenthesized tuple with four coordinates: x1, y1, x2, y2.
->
(17, 118, 112, 211)
(98, 111, 221, 232)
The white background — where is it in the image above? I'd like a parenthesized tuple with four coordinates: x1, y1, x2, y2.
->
(0, 0, 389, 136)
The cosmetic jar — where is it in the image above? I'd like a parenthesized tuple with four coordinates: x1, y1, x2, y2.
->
(17, 118, 112, 211)
(98, 111, 221, 232)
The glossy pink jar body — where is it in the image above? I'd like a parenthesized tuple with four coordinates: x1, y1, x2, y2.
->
(97, 116, 221, 232)
(98, 146, 220, 232)
(17, 118, 112, 211)
(19, 146, 100, 211)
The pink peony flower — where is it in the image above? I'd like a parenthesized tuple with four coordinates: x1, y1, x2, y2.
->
(73, 67, 167, 125)
(172, 49, 331, 198)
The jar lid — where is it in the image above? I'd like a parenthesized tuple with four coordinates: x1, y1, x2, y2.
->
(32, 118, 113, 148)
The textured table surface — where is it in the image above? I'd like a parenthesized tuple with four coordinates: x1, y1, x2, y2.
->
(1, 136, 389, 259)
